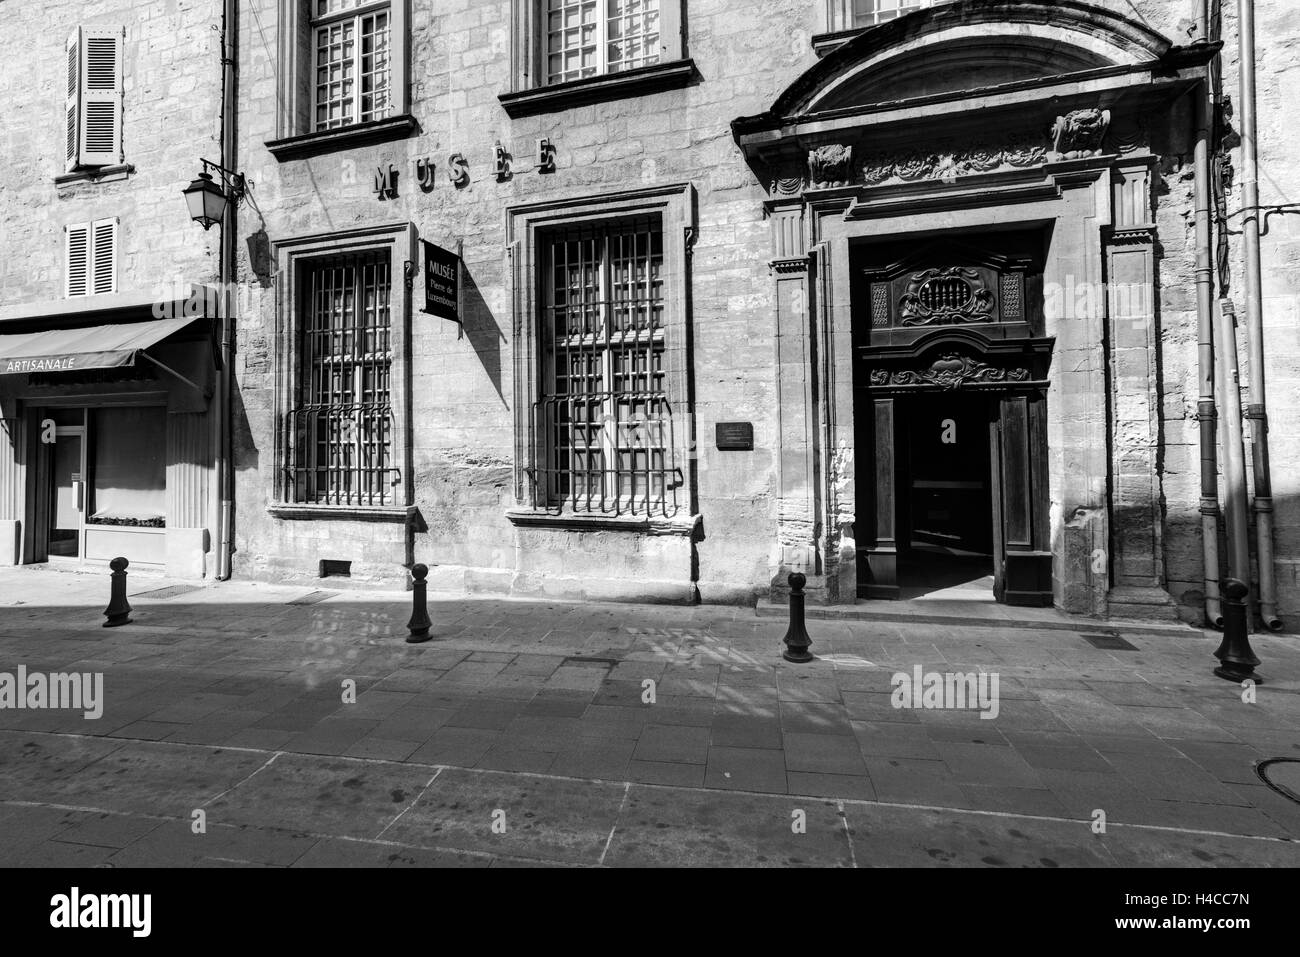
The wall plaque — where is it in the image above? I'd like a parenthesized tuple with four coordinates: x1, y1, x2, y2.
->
(716, 422, 754, 451)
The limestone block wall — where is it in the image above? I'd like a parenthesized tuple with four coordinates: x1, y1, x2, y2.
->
(0, 0, 222, 306)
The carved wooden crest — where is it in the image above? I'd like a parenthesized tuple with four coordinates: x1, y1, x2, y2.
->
(899, 267, 995, 326)
(870, 353, 1031, 390)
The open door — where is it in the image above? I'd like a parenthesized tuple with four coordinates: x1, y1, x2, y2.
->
(989, 393, 1053, 606)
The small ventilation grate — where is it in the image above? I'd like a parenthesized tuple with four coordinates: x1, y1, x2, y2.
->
(1079, 631, 1138, 651)
(320, 560, 352, 579)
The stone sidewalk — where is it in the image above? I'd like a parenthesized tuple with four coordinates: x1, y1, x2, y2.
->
(0, 565, 1298, 867)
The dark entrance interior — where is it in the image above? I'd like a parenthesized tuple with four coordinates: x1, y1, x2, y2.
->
(896, 393, 994, 600)
(852, 228, 1055, 606)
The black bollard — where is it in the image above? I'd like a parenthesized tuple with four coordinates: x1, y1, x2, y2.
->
(406, 563, 432, 643)
(1214, 578, 1263, 684)
(102, 556, 132, 628)
(782, 572, 814, 663)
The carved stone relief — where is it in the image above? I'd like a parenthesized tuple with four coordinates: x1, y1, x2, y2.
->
(807, 144, 855, 187)
(1051, 108, 1112, 160)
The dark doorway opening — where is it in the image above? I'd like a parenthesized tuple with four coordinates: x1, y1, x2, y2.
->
(895, 393, 995, 601)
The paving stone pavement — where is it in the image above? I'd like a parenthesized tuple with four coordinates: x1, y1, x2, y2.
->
(1, 566, 1299, 867)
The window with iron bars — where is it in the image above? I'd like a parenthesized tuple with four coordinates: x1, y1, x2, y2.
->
(311, 0, 392, 131)
(536, 216, 680, 516)
(286, 251, 398, 507)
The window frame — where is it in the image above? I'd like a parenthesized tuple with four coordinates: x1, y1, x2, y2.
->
(502, 0, 692, 117)
(506, 184, 696, 528)
(309, 0, 394, 132)
(271, 222, 415, 515)
(269, 0, 412, 159)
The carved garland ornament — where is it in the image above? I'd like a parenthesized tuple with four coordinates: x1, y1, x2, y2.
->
(869, 354, 1032, 390)
(859, 138, 1049, 187)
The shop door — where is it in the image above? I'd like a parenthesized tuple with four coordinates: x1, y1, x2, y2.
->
(47, 421, 86, 559)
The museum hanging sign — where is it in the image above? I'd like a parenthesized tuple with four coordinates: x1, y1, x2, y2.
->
(422, 239, 461, 323)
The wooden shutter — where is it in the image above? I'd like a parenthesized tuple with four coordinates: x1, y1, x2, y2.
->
(65, 28, 81, 171)
(66, 223, 90, 297)
(91, 218, 118, 295)
(79, 28, 123, 167)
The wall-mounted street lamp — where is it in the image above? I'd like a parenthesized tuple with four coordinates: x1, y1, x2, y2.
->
(182, 158, 247, 230)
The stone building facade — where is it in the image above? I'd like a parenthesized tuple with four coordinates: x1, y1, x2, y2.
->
(0, 0, 226, 578)
(3, 0, 1297, 631)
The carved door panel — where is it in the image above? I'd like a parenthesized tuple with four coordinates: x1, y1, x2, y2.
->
(990, 393, 1053, 607)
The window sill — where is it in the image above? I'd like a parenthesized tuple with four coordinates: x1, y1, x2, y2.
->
(498, 59, 697, 118)
(55, 164, 135, 187)
(265, 114, 419, 162)
(811, 28, 868, 57)
(506, 508, 701, 536)
(269, 503, 414, 522)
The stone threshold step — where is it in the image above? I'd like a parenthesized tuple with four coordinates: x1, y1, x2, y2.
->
(754, 600, 1209, 639)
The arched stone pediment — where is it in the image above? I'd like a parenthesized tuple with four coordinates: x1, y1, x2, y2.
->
(772, 0, 1173, 117)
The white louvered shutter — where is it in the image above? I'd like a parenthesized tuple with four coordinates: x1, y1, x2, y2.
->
(66, 223, 90, 297)
(65, 28, 82, 171)
(91, 218, 118, 295)
(80, 28, 123, 167)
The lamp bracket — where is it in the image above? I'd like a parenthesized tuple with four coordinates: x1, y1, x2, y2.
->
(199, 157, 249, 201)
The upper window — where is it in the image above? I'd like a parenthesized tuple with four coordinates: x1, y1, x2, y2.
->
(826, 0, 936, 33)
(65, 27, 124, 171)
(545, 0, 662, 85)
(501, 0, 688, 114)
(851, 0, 933, 26)
(311, 0, 392, 131)
(268, 0, 411, 156)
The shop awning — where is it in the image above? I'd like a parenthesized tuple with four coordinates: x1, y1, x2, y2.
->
(0, 315, 199, 376)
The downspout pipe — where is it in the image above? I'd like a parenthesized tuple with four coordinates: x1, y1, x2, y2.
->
(216, 0, 237, 580)
(1216, 298, 1252, 603)
(1236, 0, 1282, 629)
(1194, 0, 1223, 627)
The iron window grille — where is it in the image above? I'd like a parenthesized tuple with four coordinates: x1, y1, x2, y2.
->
(545, 0, 661, 85)
(285, 250, 399, 507)
(311, 0, 392, 131)
(532, 216, 681, 516)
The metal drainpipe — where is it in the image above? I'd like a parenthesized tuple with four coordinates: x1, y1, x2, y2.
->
(1194, 0, 1223, 627)
(216, 0, 237, 581)
(1235, 0, 1282, 630)
(1216, 298, 1253, 601)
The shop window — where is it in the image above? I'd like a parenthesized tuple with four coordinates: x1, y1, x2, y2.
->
(65, 26, 124, 171)
(65, 218, 117, 298)
(89, 407, 166, 527)
(285, 251, 397, 507)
